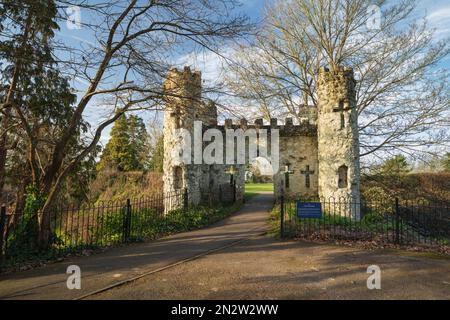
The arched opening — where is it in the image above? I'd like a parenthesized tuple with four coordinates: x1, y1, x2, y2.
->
(244, 157, 274, 199)
(173, 166, 184, 189)
(338, 165, 348, 188)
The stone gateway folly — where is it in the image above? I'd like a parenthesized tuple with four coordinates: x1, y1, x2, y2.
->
(163, 66, 361, 217)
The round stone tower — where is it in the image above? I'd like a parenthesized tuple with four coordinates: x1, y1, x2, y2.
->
(316, 66, 361, 215)
(163, 66, 202, 205)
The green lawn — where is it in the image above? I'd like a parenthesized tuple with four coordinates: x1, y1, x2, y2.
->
(245, 183, 274, 200)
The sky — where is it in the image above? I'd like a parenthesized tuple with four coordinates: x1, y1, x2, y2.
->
(53, 0, 450, 148)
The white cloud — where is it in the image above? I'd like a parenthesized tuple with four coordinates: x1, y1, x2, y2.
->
(425, 5, 450, 40)
(427, 7, 450, 21)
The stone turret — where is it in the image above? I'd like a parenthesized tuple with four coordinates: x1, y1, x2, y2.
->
(317, 66, 361, 217)
(163, 67, 203, 205)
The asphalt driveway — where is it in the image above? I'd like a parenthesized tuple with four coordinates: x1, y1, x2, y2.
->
(1, 192, 449, 300)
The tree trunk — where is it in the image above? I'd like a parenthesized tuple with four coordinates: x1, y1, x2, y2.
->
(0, 12, 32, 205)
(38, 182, 60, 248)
(0, 111, 8, 205)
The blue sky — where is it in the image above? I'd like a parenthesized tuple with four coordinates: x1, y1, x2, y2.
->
(54, 0, 450, 147)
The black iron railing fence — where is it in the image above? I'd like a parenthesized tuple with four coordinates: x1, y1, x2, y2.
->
(0, 188, 236, 268)
(278, 196, 450, 247)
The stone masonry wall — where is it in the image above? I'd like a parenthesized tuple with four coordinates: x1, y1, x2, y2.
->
(209, 119, 318, 200)
(275, 134, 318, 200)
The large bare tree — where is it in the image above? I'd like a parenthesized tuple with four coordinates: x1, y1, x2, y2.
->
(225, 0, 449, 161)
(1, 0, 252, 246)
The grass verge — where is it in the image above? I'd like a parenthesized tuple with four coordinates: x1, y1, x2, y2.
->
(244, 183, 274, 201)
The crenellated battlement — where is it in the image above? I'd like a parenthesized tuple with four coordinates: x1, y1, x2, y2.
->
(317, 66, 354, 81)
(317, 66, 356, 113)
(166, 66, 202, 83)
(210, 118, 317, 136)
(163, 67, 202, 98)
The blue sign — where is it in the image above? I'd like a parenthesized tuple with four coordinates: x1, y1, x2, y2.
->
(297, 202, 322, 219)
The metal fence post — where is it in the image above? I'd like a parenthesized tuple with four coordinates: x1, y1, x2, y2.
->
(123, 199, 132, 243)
(395, 197, 400, 245)
(183, 188, 188, 210)
(280, 195, 285, 238)
(0, 206, 6, 264)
